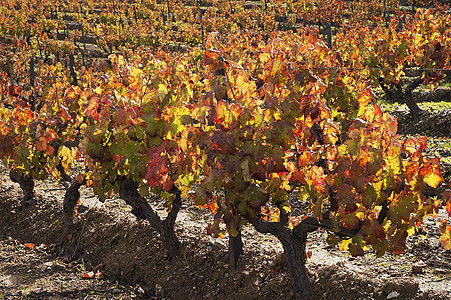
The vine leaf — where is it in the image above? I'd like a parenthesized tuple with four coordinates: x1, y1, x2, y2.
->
(439, 220, 451, 250)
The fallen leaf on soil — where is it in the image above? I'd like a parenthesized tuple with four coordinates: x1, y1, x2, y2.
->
(412, 261, 427, 273)
(83, 269, 104, 279)
(83, 271, 95, 279)
(134, 285, 145, 296)
(95, 270, 104, 279)
(155, 283, 162, 294)
(23, 243, 35, 249)
(387, 291, 400, 299)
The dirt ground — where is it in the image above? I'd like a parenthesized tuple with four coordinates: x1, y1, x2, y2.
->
(0, 160, 450, 300)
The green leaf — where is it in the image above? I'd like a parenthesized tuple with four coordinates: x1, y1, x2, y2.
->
(240, 159, 251, 182)
(194, 186, 208, 206)
(362, 184, 377, 209)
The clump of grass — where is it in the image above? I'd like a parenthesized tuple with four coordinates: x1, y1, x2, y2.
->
(376, 100, 407, 114)
(419, 101, 451, 111)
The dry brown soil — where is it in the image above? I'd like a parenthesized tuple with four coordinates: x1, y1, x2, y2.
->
(0, 163, 450, 300)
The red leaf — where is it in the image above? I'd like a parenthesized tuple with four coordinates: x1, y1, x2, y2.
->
(211, 131, 236, 155)
(116, 109, 129, 125)
(58, 107, 72, 122)
(443, 190, 451, 217)
(83, 271, 95, 279)
(36, 137, 47, 152)
(45, 145, 55, 156)
(203, 50, 218, 67)
(77, 174, 85, 184)
(86, 97, 100, 121)
(43, 129, 57, 142)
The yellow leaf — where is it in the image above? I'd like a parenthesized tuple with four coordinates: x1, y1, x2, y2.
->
(157, 84, 168, 102)
(424, 172, 442, 189)
(259, 52, 270, 64)
(130, 67, 143, 82)
(407, 226, 415, 237)
(339, 238, 352, 252)
(439, 229, 451, 250)
(281, 202, 292, 214)
(387, 155, 401, 175)
(94, 86, 103, 95)
(338, 144, 347, 156)
(58, 146, 73, 171)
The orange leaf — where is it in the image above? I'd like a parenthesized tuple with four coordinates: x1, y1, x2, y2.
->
(421, 158, 443, 188)
(439, 220, 451, 250)
(44, 129, 57, 142)
(36, 137, 47, 152)
(208, 201, 219, 215)
(45, 145, 54, 156)
(58, 107, 72, 122)
(86, 97, 100, 121)
(24, 243, 35, 249)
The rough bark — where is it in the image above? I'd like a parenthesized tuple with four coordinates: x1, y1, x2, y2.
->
(249, 211, 364, 299)
(403, 78, 423, 120)
(378, 77, 423, 119)
(229, 231, 243, 270)
(117, 178, 181, 259)
(69, 54, 78, 86)
(250, 219, 316, 300)
(279, 227, 312, 300)
(9, 170, 35, 206)
(63, 180, 84, 227)
(56, 163, 85, 227)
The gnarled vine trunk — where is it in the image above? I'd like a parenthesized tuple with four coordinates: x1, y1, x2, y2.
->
(229, 231, 243, 270)
(275, 226, 313, 300)
(63, 179, 84, 227)
(379, 77, 423, 119)
(251, 219, 316, 300)
(9, 170, 35, 206)
(56, 163, 85, 228)
(117, 177, 181, 259)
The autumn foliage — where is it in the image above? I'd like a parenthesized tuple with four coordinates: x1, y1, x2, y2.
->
(1, 0, 450, 299)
